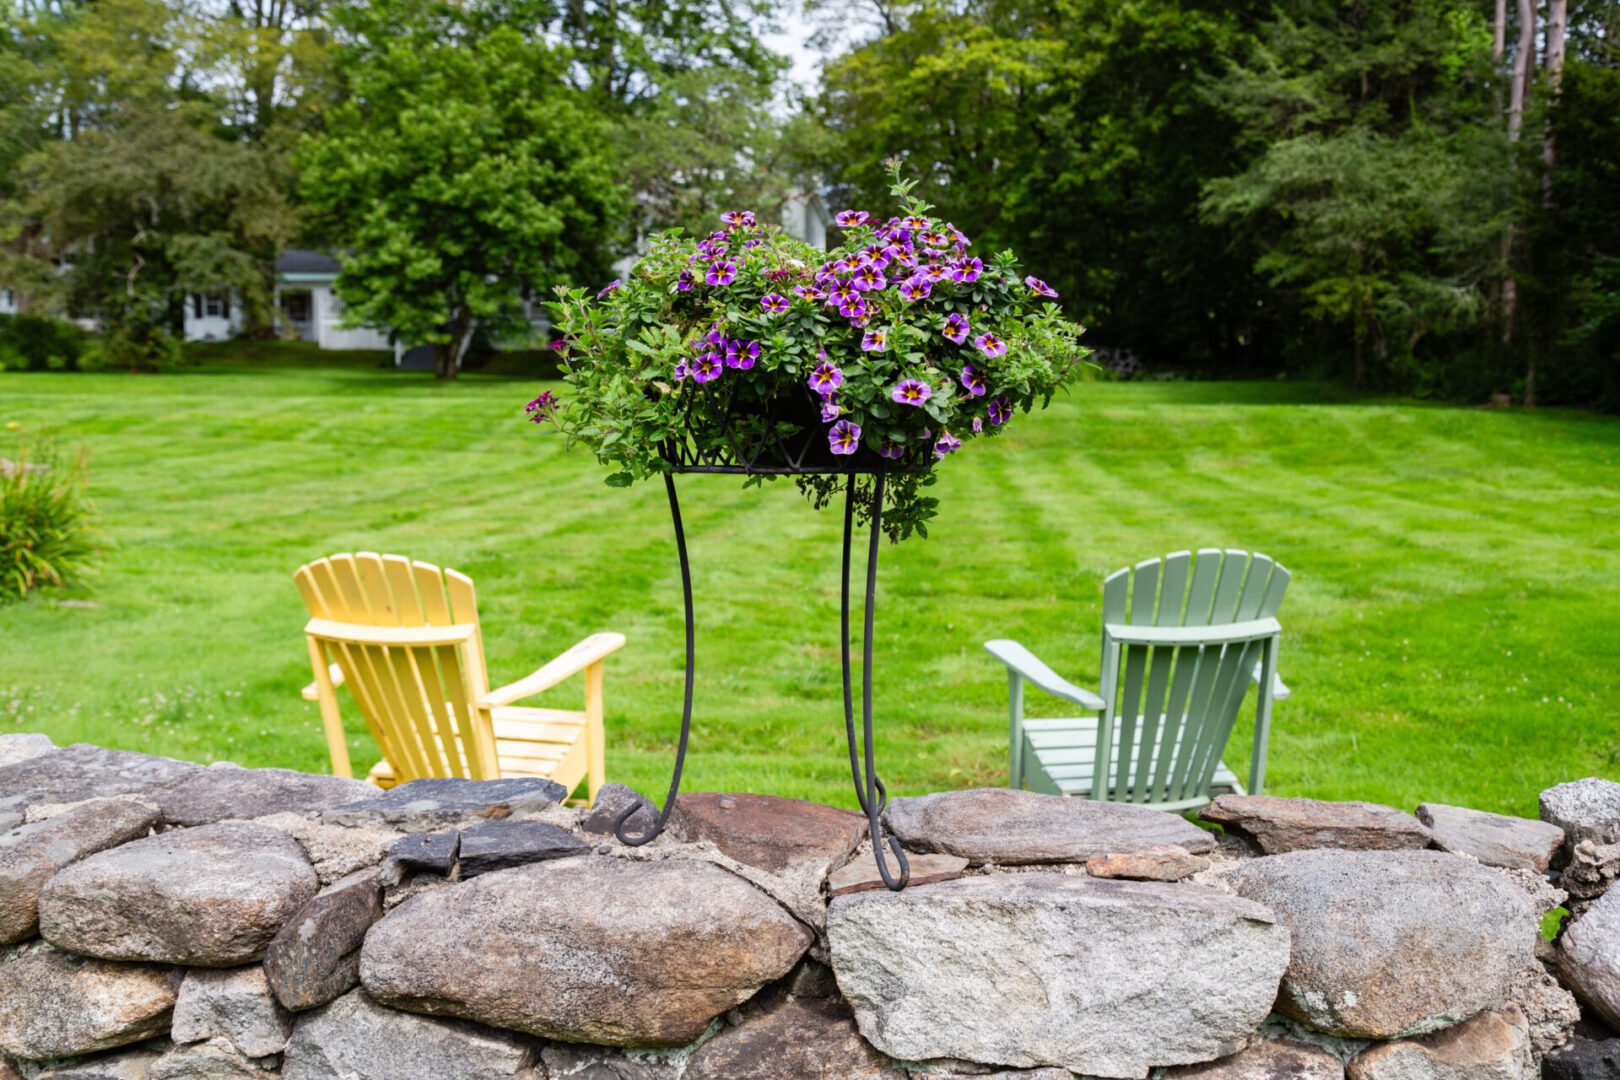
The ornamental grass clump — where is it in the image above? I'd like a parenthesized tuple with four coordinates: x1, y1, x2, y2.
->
(533, 167, 1089, 540)
(1, 440, 95, 601)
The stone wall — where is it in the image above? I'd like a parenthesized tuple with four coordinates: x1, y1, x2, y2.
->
(2, 732, 1619, 1080)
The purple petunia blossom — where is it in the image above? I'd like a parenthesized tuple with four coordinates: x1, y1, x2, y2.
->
(861, 328, 888, 352)
(692, 353, 723, 384)
(922, 231, 949, 248)
(974, 332, 1008, 358)
(830, 283, 859, 307)
(960, 364, 987, 397)
(808, 362, 844, 394)
(547, 338, 569, 352)
(524, 391, 558, 422)
(877, 442, 904, 460)
(952, 257, 983, 283)
(972, 416, 984, 434)
(943, 313, 970, 344)
(725, 339, 761, 370)
(597, 279, 621, 298)
(720, 210, 756, 229)
(852, 266, 887, 292)
(904, 215, 931, 230)
(794, 285, 826, 302)
(891, 379, 931, 405)
(673, 360, 690, 382)
(706, 262, 737, 286)
(840, 298, 867, 320)
(934, 431, 961, 458)
(760, 294, 790, 313)
(820, 396, 843, 423)
(922, 263, 950, 283)
(835, 210, 871, 228)
(829, 419, 862, 455)
(1024, 276, 1059, 298)
(677, 270, 694, 292)
(899, 276, 933, 302)
(987, 396, 1012, 424)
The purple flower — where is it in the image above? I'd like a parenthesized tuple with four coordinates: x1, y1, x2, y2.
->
(829, 419, 862, 455)
(677, 270, 694, 292)
(725, 339, 760, 370)
(987, 396, 1012, 424)
(951, 257, 982, 283)
(760, 293, 790, 313)
(524, 391, 558, 421)
(933, 430, 961, 458)
(820, 396, 843, 422)
(889, 246, 918, 269)
(835, 210, 871, 228)
(922, 231, 949, 248)
(808, 362, 844, 394)
(922, 263, 950, 283)
(706, 261, 737, 286)
(960, 364, 987, 397)
(904, 214, 931, 230)
(943, 313, 970, 344)
(861, 328, 888, 352)
(877, 442, 904, 460)
(692, 353, 723, 384)
(840, 297, 867, 320)
(795, 284, 826, 302)
(720, 210, 756, 229)
(974, 332, 1007, 358)
(891, 379, 931, 405)
(971, 416, 984, 434)
(547, 338, 569, 352)
(1024, 276, 1059, 298)
(899, 276, 932, 302)
(830, 283, 859, 307)
(852, 266, 887, 291)
(673, 360, 690, 382)
(597, 279, 621, 298)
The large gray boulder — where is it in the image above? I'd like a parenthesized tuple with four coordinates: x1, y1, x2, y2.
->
(668, 792, 866, 876)
(264, 865, 386, 1011)
(0, 943, 180, 1061)
(1557, 881, 1620, 1030)
(320, 777, 566, 831)
(171, 965, 292, 1057)
(1346, 1005, 1534, 1080)
(1200, 795, 1431, 855)
(827, 873, 1290, 1078)
(1415, 803, 1565, 873)
(148, 1039, 264, 1080)
(39, 822, 319, 966)
(1227, 849, 1538, 1038)
(0, 745, 202, 807)
(1161, 1037, 1345, 1078)
(360, 857, 812, 1047)
(683, 994, 902, 1080)
(0, 797, 160, 943)
(883, 788, 1215, 865)
(152, 764, 374, 827)
(1542, 778, 1620, 848)
(281, 990, 540, 1080)
(0, 734, 54, 769)
(36, 1047, 163, 1079)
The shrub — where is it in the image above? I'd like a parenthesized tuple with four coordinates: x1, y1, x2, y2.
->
(0, 441, 96, 601)
(537, 169, 1089, 540)
(80, 324, 186, 372)
(0, 313, 88, 372)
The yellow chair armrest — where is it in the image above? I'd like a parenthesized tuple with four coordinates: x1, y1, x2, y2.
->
(301, 662, 345, 700)
(479, 632, 626, 709)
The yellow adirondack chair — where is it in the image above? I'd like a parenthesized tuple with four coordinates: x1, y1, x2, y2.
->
(294, 552, 624, 800)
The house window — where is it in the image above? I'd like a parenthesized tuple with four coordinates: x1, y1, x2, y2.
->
(192, 294, 231, 319)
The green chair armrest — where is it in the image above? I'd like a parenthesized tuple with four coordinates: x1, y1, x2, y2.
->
(984, 639, 1106, 712)
(1252, 661, 1291, 701)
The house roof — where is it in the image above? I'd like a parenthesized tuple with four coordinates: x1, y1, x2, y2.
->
(275, 249, 341, 275)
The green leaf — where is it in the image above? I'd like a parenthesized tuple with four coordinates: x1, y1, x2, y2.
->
(604, 472, 634, 488)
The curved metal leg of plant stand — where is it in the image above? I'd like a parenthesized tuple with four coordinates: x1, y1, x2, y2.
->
(614, 471, 695, 845)
(843, 473, 911, 891)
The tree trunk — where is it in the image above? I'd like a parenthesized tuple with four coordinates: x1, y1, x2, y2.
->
(1525, 0, 1567, 408)
(439, 306, 473, 381)
(1501, 0, 1535, 348)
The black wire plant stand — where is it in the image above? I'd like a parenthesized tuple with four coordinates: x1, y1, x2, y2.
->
(610, 383, 931, 890)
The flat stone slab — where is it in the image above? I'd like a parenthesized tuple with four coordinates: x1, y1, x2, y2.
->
(0, 943, 181, 1061)
(153, 764, 375, 827)
(172, 965, 292, 1057)
(1228, 849, 1537, 1038)
(1542, 778, 1620, 848)
(668, 792, 867, 875)
(827, 873, 1289, 1077)
(281, 990, 541, 1080)
(1161, 1037, 1344, 1078)
(0, 744, 202, 808)
(149, 1039, 263, 1079)
(39, 821, 319, 966)
(1416, 802, 1565, 872)
(685, 995, 902, 1080)
(320, 777, 565, 831)
(457, 819, 586, 877)
(0, 734, 54, 769)
(1200, 794, 1432, 854)
(360, 857, 812, 1047)
(1346, 1005, 1533, 1079)
(1086, 844, 1210, 881)
(389, 831, 458, 875)
(264, 866, 385, 1012)
(1557, 882, 1620, 1031)
(828, 851, 968, 897)
(0, 797, 160, 943)
(37, 1047, 163, 1079)
(883, 788, 1216, 866)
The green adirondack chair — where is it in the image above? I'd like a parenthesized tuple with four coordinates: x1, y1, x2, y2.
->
(985, 549, 1291, 811)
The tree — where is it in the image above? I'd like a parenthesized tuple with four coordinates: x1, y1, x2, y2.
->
(299, 0, 624, 379)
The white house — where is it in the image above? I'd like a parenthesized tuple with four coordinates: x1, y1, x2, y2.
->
(0, 289, 18, 316)
(781, 190, 833, 249)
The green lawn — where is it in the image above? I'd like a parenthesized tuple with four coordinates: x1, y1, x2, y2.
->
(4, 350, 1618, 818)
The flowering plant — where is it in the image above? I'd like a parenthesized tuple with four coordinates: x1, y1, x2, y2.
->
(529, 167, 1088, 540)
